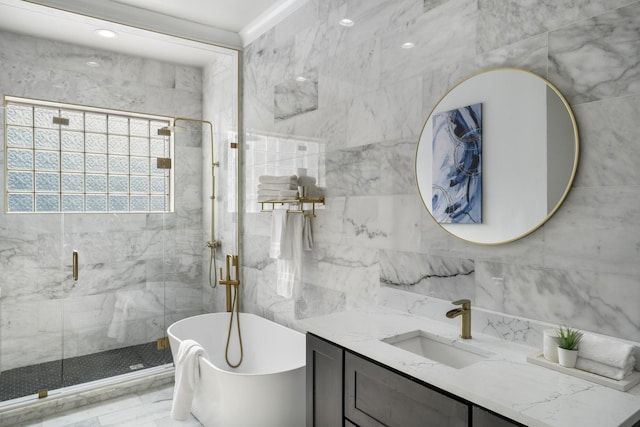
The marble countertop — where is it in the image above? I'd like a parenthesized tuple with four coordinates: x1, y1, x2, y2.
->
(299, 308, 640, 427)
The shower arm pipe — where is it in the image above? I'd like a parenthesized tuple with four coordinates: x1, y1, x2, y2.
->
(173, 117, 221, 250)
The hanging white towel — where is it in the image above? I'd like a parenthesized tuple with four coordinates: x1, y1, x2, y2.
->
(269, 209, 289, 259)
(171, 339, 209, 421)
(303, 215, 314, 251)
(277, 213, 303, 298)
(277, 258, 296, 298)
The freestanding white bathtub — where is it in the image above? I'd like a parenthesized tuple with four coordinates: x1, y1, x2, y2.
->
(167, 312, 306, 427)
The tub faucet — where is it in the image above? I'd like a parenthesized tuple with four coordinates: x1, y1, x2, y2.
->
(219, 254, 239, 312)
(446, 299, 472, 339)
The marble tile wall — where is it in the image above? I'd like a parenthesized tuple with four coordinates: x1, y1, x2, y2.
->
(0, 30, 206, 371)
(241, 0, 640, 343)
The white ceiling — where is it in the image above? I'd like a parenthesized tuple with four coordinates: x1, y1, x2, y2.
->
(0, 0, 307, 65)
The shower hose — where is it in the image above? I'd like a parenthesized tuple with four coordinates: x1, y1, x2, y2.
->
(225, 282, 243, 368)
(207, 246, 244, 367)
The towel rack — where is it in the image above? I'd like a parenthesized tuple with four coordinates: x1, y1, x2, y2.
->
(259, 197, 325, 217)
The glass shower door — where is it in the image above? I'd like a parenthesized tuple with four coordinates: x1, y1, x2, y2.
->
(61, 211, 171, 387)
(58, 115, 174, 389)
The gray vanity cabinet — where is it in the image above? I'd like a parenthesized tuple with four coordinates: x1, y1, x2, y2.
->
(307, 333, 529, 427)
(344, 351, 468, 427)
(306, 333, 344, 427)
(472, 405, 523, 426)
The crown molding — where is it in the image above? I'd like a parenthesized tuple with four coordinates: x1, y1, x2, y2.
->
(239, 0, 310, 47)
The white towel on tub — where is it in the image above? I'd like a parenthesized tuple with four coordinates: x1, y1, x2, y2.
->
(171, 339, 209, 421)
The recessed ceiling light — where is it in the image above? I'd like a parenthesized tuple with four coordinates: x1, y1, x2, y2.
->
(296, 76, 307, 82)
(95, 29, 118, 38)
(339, 18, 354, 27)
(86, 61, 100, 67)
(401, 42, 415, 49)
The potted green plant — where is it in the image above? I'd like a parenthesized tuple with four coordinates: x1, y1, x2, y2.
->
(555, 326, 583, 368)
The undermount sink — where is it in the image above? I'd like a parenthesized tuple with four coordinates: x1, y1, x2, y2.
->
(381, 330, 494, 369)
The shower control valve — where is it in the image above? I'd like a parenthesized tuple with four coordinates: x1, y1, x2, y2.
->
(207, 240, 221, 248)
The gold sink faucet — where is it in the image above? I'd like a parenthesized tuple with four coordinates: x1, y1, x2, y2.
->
(446, 299, 472, 339)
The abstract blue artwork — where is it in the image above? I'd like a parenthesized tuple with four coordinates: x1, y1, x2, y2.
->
(432, 103, 482, 224)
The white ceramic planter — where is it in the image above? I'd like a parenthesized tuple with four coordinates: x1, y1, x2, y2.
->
(557, 348, 579, 368)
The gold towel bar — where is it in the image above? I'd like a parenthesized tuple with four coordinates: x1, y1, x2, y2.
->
(259, 197, 325, 217)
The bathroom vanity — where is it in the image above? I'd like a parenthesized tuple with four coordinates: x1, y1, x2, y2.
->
(308, 333, 516, 426)
(302, 309, 640, 427)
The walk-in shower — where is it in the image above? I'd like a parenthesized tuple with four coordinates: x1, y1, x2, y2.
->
(0, 2, 240, 420)
(0, 108, 216, 402)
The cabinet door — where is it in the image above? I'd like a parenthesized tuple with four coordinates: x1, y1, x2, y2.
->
(472, 405, 524, 427)
(307, 333, 344, 427)
(345, 352, 468, 427)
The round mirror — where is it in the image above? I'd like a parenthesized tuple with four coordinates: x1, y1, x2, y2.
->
(416, 68, 579, 245)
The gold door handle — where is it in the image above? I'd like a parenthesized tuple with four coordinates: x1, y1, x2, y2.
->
(73, 250, 78, 281)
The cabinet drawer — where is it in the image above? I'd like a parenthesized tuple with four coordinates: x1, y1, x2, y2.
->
(345, 351, 468, 427)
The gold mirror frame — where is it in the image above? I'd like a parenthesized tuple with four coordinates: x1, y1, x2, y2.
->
(415, 68, 579, 245)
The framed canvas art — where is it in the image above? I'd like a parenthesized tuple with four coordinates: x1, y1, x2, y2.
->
(432, 103, 482, 224)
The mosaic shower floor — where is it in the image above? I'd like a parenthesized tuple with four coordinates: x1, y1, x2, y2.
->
(0, 342, 172, 402)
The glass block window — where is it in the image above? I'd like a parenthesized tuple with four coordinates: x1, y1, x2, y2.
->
(4, 96, 173, 213)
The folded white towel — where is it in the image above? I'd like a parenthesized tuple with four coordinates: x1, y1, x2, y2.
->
(258, 189, 282, 197)
(304, 185, 324, 199)
(279, 189, 299, 198)
(258, 189, 299, 197)
(269, 209, 289, 259)
(171, 339, 208, 420)
(258, 183, 298, 191)
(258, 194, 299, 203)
(259, 175, 298, 185)
(579, 334, 637, 369)
(576, 356, 634, 381)
(297, 176, 316, 187)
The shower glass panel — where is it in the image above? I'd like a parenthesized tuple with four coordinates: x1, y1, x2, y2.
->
(166, 121, 207, 326)
(0, 213, 65, 401)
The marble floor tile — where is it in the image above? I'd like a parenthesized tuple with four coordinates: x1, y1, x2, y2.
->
(21, 384, 201, 427)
